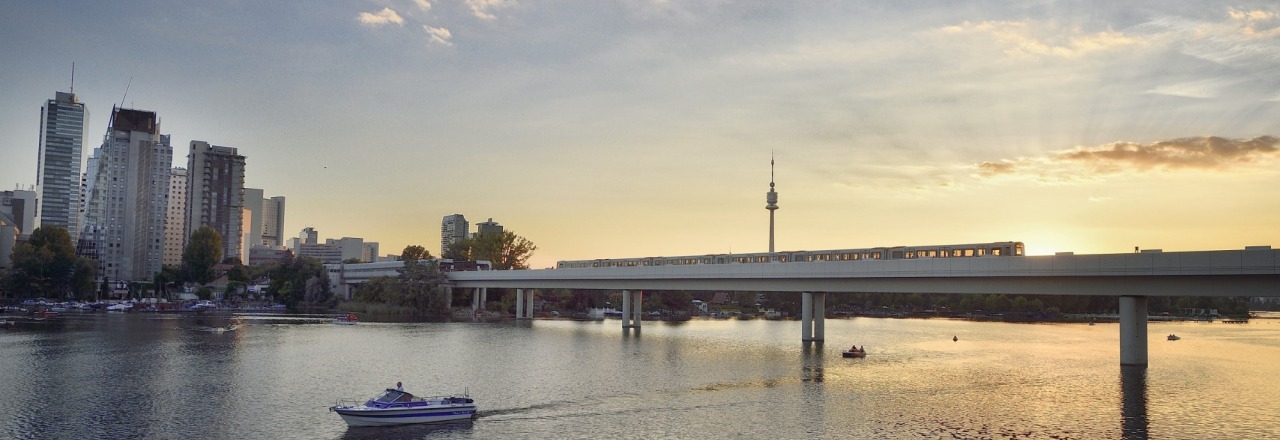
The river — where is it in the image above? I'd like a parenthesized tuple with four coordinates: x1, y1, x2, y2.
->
(2, 312, 1278, 439)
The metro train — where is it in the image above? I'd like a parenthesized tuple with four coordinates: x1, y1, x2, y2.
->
(555, 241, 1025, 269)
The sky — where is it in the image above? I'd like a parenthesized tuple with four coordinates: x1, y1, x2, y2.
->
(2, 1, 1279, 269)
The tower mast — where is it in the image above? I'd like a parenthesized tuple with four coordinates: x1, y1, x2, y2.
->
(766, 154, 779, 252)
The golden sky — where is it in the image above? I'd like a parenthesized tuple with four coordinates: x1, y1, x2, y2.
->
(2, 2, 1278, 268)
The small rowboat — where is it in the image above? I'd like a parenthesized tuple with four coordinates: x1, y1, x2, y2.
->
(842, 348, 866, 358)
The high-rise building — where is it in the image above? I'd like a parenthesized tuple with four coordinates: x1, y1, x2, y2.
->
(476, 218, 503, 236)
(242, 189, 287, 249)
(262, 195, 285, 248)
(163, 168, 188, 267)
(243, 188, 264, 251)
(79, 107, 172, 282)
(441, 214, 468, 255)
(37, 91, 88, 234)
(186, 140, 246, 264)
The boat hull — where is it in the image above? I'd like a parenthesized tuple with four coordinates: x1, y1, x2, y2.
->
(842, 351, 866, 358)
(332, 404, 477, 427)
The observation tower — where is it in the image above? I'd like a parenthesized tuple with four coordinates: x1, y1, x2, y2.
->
(766, 156, 779, 252)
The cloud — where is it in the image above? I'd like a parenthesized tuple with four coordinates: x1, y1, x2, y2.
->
(466, 0, 517, 20)
(1058, 136, 1280, 172)
(414, 0, 432, 12)
(939, 20, 1139, 58)
(424, 25, 452, 46)
(358, 7, 404, 26)
(1228, 9, 1280, 38)
(975, 136, 1280, 180)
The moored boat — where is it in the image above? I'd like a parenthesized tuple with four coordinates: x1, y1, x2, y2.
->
(333, 313, 358, 325)
(330, 388, 476, 427)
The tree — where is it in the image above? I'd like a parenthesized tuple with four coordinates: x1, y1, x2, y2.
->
(182, 226, 223, 284)
(444, 230, 537, 270)
(268, 255, 331, 310)
(71, 258, 99, 300)
(342, 258, 365, 264)
(397, 245, 449, 314)
(8, 226, 81, 298)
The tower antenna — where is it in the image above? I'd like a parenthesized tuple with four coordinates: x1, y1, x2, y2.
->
(70, 62, 75, 94)
(120, 76, 132, 107)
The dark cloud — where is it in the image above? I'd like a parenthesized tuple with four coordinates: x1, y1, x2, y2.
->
(1058, 136, 1280, 171)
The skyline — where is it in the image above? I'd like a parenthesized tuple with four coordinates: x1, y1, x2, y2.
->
(3, 1, 1279, 269)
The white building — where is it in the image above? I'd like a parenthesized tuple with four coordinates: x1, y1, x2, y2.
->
(163, 168, 187, 267)
(80, 107, 172, 282)
(261, 195, 286, 248)
(186, 140, 246, 264)
(242, 187, 264, 254)
(37, 91, 87, 235)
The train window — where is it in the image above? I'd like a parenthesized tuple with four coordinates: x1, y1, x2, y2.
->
(780, 256, 788, 262)
(1015, 244, 1024, 256)
(871, 252, 881, 259)
(891, 251, 904, 259)
(963, 249, 974, 257)
(905, 251, 916, 259)
(992, 248, 1002, 256)
(977, 248, 986, 256)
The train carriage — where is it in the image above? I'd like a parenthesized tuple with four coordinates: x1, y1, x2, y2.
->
(556, 241, 1024, 269)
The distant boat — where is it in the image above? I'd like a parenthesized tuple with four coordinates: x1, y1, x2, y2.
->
(1167, 334, 1181, 341)
(842, 346, 867, 358)
(333, 313, 358, 325)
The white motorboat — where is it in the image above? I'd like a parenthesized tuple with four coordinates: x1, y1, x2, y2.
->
(330, 388, 477, 427)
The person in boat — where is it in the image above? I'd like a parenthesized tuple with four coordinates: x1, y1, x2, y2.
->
(851, 345, 858, 352)
(859, 345, 865, 352)
(396, 382, 403, 392)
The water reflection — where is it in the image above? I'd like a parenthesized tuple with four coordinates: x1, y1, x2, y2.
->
(340, 420, 474, 439)
(1121, 365, 1148, 440)
(802, 341, 824, 383)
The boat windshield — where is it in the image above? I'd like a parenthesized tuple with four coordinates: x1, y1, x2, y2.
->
(373, 390, 416, 403)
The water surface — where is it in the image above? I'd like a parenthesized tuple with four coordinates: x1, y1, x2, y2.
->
(2, 313, 1277, 439)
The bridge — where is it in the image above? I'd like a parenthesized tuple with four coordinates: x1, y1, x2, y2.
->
(446, 246, 1280, 368)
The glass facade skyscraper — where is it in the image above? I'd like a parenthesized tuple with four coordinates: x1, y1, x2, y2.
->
(37, 91, 87, 235)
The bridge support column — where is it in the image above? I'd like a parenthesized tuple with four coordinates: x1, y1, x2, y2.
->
(526, 289, 535, 318)
(621, 290, 631, 328)
(1119, 295, 1148, 367)
(631, 290, 643, 330)
(472, 288, 481, 312)
(814, 292, 825, 342)
(516, 289, 526, 319)
(802, 292, 813, 341)
(800, 292, 825, 342)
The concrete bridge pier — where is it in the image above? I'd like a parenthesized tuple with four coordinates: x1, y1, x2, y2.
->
(515, 289, 529, 319)
(621, 290, 643, 330)
(472, 288, 488, 313)
(1119, 295, 1148, 367)
(525, 289, 535, 318)
(801, 292, 826, 342)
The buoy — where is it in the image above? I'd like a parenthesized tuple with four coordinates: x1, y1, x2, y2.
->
(953, 335, 958, 342)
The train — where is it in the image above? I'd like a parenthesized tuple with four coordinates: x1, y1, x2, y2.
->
(555, 241, 1024, 269)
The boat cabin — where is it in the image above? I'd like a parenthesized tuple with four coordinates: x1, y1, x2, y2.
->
(373, 389, 417, 404)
